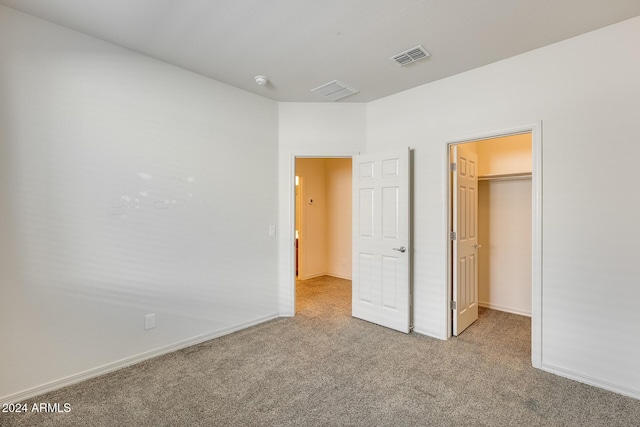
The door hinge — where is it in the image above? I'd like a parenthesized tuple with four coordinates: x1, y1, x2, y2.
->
(450, 231, 457, 241)
(450, 162, 457, 172)
(450, 300, 457, 310)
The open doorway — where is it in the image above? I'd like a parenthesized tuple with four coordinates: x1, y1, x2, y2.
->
(446, 123, 542, 367)
(451, 132, 532, 334)
(291, 150, 412, 333)
(294, 157, 352, 312)
(476, 136, 532, 318)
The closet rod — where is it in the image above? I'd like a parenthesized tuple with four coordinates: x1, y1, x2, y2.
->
(478, 172, 531, 181)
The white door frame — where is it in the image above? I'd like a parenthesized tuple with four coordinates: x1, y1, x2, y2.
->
(288, 151, 359, 315)
(444, 122, 542, 368)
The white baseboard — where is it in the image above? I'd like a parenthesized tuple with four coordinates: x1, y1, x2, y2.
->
(541, 362, 640, 400)
(298, 273, 352, 281)
(325, 273, 352, 280)
(1, 312, 279, 405)
(297, 272, 325, 280)
(479, 301, 531, 317)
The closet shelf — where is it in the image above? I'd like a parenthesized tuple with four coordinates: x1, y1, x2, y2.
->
(478, 172, 531, 181)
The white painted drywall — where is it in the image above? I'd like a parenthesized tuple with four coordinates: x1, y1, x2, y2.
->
(0, 6, 279, 401)
(366, 16, 640, 396)
(278, 103, 366, 315)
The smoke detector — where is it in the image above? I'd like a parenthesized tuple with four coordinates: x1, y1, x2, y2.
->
(310, 80, 359, 101)
(390, 45, 431, 66)
(255, 75, 269, 86)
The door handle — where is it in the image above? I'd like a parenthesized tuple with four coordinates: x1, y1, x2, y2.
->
(473, 244, 482, 249)
(392, 246, 407, 253)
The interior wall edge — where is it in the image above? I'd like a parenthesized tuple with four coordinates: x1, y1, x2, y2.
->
(540, 363, 640, 401)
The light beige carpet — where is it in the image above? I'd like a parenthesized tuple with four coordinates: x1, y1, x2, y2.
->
(2, 275, 639, 426)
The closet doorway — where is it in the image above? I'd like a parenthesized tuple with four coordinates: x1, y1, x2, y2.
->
(449, 132, 533, 336)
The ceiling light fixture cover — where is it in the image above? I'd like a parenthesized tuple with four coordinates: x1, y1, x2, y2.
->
(390, 45, 431, 66)
(310, 80, 359, 101)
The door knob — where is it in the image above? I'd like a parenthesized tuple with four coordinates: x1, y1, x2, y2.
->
(392, 246, 407, 253)
(473, 244, 482, 249)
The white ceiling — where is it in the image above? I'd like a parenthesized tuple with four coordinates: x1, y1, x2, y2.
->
(2, 0, 640, 102)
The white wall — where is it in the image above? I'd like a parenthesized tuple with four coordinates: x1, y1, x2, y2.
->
(278, 103, 366, 315)
(367, 16, 640, 397)
(0, 6, 279, 402)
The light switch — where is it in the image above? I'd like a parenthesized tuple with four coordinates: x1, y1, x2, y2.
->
(269, 225, 276, 237)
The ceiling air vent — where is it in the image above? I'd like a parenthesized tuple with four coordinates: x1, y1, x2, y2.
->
(310, 80, 359, 101)
(390, 45, 431, 66)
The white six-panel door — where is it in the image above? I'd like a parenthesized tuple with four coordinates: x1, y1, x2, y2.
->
(352, 149, 410, 333)
(453, 145, 479, 335)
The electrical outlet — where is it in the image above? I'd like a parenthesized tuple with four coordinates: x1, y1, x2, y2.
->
(145, 314, 156, 330)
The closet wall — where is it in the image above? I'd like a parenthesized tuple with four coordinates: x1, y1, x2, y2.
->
(476, 134, 532, 316)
